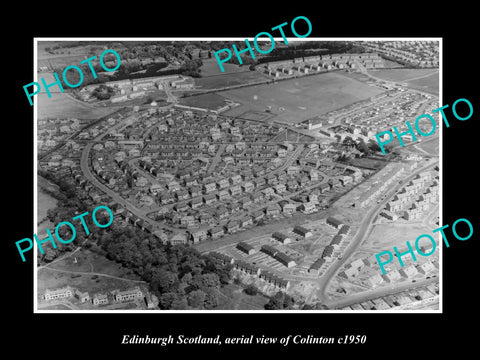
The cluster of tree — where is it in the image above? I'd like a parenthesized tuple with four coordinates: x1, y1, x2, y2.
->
(180, 59, 203, 78)
(91, 84, 115, 100)
(100, 229, 232, 309)
(38, 169, 232, 310)
(254, 41, 367, 65)
(37, 171, 97, 263)
(264, 291, 295, 310)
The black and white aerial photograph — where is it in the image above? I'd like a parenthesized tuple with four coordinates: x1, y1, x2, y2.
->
(34, 39, 441, 312)
(7, 6, 478, 357)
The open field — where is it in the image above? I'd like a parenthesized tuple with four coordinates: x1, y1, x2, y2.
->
(369, 68, 438, 82)
(360, 221, 435, 253)
(199, 58, 248, 76)
(37, 91, 115, 120)
(415, 138, 440, 156)
(179, 93, 228, 110)
(346, 157, 390, 170)
(406, 74, 439, 95)
(217, 284, 270, 310)
(369, 68, 439, 94)
(195, 71, 269, 89)
(220, 72, 385, 124)
(37, 249, 144, 296)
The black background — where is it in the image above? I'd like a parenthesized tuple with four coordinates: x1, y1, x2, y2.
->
(6, 5, 477, 356)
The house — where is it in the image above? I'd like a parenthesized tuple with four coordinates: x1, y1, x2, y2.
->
(217, 178, 230, 189)
(251, 210, 265, 222)
(239, 216, 253, 228)
(293, 225, 312, 238)
(44, 286, 74, 301)
(338, 225, 350, 236)
(399, 265, 418, 278)
(272, 232, 292, 244)
(339, 175, 352, 186)
(274, 251, 296, 268)
(300, 202, 317, 214)
(236, 241, 256, 255)
(180, 216, 196, 228)
(265, 204, 281, 216)
(229, 185, 242, 196)
(115, 287, 143, 302)
(380, 210, 398, 221)
(339, 266, 358, 279)
(228, 201, 241, 212)
(330, 234, 343, 248)
(382, 269, 401, 283)
(203, 182, 217, 194)
(209, 251, 234, 265)
(209, 226, 225, 239)
(92, 293, 109, 306)
(240, 196, 252, 208)
(217, 189, 230, 201)
(189, 229, 209, 243)
(75, 289, 90, 303)
(189, 185, 202, 197)
(322, 245, 335, 261)
(199, 213, 214, 225)
(308, 193, 319, 203)
(224, 220, 240, 234)
(262, 187, 275, 197)
(242, 181, 255, 193)
(326, 216, 343, 229)
(261, 244, 279, 257)
(190, 197, 203, 210)
(347, 258, 364, 272)
(308, 258, 326, 275)
(319, 183, 330, 194)
(328, 178, 341, 188)
(416, 261, 435, 274)
(203, 193, 217, 205)
(234, 260, 260, 276)
(174, 201, 188, 212)
(280, 202, 296, 215)
(367, 273, 384, 287)
(274, 183, 286, 194)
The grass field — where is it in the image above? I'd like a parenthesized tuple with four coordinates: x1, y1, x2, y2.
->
(369, 68, 439, 94)
(199, 58, 248, 76)
(415, 138, 439, 155)
(37, 91, 115, 120)
(195, 71, 269, 90)
(37, 249, 144, 296)
(361, 222, 437, 254)
(217, 284, 269, 310)
(179, 93, 228, 110)
(369, 68, 438, 82)
(406, 74, 439, 95)
(220, 71, 385, 124)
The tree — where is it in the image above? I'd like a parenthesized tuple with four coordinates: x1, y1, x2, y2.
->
(244, 284, 258, 296)
(264, 292, 295, 310)
(203, 287, 219, 309)
(151, 269, 178, 294)
(187, 289, 206, 309)
(158, 292, 177, 309)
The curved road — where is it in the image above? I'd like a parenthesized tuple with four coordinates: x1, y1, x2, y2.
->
(316, 159, 439, 303)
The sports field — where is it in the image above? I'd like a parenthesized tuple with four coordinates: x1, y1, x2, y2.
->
(219, 71, 385, 124)
(369, 68, 439, 94)
(179, 93, 228, 110)
(37, 91, 115, 120)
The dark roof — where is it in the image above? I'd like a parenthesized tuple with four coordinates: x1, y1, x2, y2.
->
(236, 241, 254, 252)
(261, 244, 278, 256)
